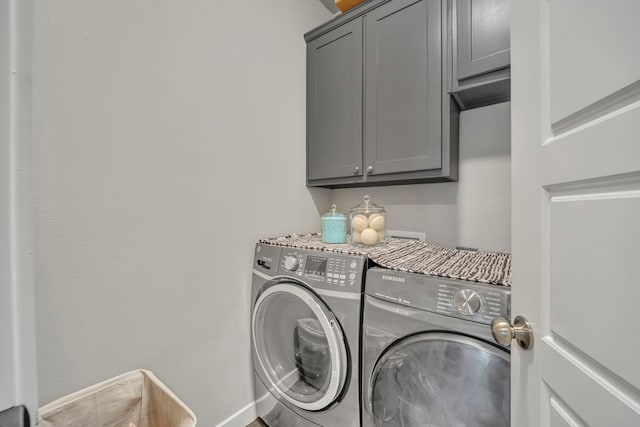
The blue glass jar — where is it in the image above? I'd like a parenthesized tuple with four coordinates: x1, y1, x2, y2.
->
(321, 205, 347, 244)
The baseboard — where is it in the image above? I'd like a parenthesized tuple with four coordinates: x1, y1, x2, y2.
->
(214, 401, 257, 427)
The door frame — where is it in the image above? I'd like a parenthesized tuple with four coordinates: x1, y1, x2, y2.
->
(0, 0, 37, 424)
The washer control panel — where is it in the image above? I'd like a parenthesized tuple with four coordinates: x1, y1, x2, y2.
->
(278, 249, 366, 293)
(283, 256, 299, 272)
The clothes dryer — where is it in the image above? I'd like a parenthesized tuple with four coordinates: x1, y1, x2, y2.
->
(362, 267, 511, 427)
(251, 242, 367, 427)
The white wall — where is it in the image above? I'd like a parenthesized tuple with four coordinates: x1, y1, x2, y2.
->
(332, 102, 511, 253)
(33, 1, 331, 426)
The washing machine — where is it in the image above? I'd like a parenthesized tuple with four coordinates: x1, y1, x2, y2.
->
(362, 267, 511, 427)
(251, 242, 367, 427)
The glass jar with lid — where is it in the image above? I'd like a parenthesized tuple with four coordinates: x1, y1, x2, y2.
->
(321, 204, 347, 244)
(349, 195, 386, 246)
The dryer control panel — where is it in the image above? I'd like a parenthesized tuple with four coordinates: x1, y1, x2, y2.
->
(278, 249, 366, 293)
(435, 283, 509, 325)
(365, 267, 510, 325)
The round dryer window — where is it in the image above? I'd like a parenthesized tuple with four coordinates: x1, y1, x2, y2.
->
(369, 332, 510, 427)
(252, 282, 349, 411)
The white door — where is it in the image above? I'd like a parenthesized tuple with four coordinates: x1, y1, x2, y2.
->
(0, 0, 38, 425)
(511, 0, 640, 425)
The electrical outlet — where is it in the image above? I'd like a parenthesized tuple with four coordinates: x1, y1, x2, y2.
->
(386, 230, 427, 242)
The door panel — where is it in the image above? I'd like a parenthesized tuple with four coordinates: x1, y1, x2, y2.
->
(511, 0, 640, 425)
(541, 107, 640, 184)
(549, 0, 640, 124)
(541, 341, 639, 426)
(549, 189, 640, 390)
(549, 397, 584, 427)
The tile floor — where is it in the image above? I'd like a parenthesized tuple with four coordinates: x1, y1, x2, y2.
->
(246, 418, 268, 427)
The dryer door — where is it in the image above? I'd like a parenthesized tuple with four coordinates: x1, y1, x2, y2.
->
(252, 281, 348, 411)
(368, 332, 509, 427)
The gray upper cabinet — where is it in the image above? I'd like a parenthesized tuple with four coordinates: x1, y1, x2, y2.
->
(305, 0, 459, 188)
(365, 0, 441, 177)
(307, 20, 363, 181)
(450, 0, 511, 109)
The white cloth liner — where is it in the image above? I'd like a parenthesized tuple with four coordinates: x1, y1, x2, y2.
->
(39, 369, 196, 427)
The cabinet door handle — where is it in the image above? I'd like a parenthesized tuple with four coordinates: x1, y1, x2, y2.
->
(354, 166, 360, 174)
(366, 166, 374, 173)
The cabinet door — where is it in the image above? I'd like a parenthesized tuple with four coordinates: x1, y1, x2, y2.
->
(365, 0, 442, 176)
(456, 0, 510, 82)
(307, 20, 363, 182)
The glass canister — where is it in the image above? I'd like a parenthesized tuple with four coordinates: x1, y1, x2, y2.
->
(321, 204, 347, 244)
(350, 195, 386, 245)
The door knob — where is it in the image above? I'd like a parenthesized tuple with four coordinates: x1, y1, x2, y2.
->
(491, 315, 534, 350)
(366, 165, 374, 173)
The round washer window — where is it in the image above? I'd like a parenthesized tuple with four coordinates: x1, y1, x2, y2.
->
(252, 282, 348, 411)
(370, 332, 510, 427)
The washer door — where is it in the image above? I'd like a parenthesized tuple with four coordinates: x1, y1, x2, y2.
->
(252, 281, 348, 411)
(369, 332, 510, 427)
